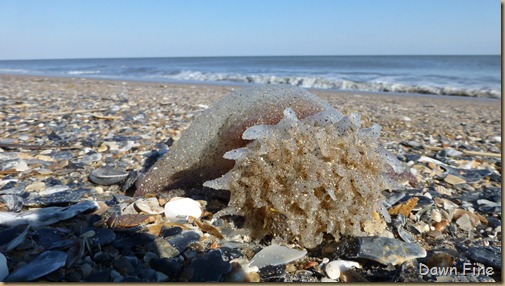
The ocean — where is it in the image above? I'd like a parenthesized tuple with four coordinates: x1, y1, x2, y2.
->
(0, 55, 500, 98)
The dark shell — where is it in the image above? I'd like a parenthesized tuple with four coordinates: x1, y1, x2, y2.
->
(89, 168, 129, 186)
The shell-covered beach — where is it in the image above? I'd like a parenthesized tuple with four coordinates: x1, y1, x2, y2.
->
(0, 74, 501, 282)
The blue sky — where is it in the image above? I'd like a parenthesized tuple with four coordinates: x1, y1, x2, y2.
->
(0, 0, 500, 60)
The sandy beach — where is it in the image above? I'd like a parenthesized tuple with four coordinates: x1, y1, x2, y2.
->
(0, 74, 501, 282)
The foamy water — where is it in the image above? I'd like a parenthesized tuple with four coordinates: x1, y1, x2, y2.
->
(0, 55, 500, 98)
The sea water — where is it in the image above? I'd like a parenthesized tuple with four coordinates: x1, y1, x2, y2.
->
(0, 55, 500, 98)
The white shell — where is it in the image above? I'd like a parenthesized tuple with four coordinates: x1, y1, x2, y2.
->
(325, 259, 361, 280)
(0, 252, 9, 281)
(164, 197, 202, 222)
(250, 244, 307, 269)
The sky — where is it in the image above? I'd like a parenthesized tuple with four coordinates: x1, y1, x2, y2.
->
(0, 0, 500, 60)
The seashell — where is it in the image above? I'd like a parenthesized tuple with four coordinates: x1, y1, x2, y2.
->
(89, 167, 129, 185)
(23, 188, 90, 207)
(0, 200, 99, 227)
(38, 185, 70, 196)
(5, 250, 67, 282)
(397, 227, 415, 243)
(351, 236, 426, 266)
(249, 244, 307, 269)
(1, 225, 29, 252)
(164, 197, 202, 222)
(135, 85, 339, 196)
(106, 213, 154, 230)
(0, 194, 24, 212)
(0, 252, 7, 282)
(325, 260, 361, 280)
(134, 198, 164, 214)
(0, 159, 29, 172)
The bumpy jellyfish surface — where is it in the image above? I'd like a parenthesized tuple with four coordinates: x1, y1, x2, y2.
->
(204, 107, 406, 248)
(136, 85, 407, 248)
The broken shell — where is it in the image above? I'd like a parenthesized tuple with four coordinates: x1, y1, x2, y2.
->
(325, 260, 361, 280)
(164, 197, 202, 222)
(89, 168, 129, 185)
(106, 213, 154, 230)
(0, 253, 8, 282)
(249, 244, 307, 269)
(5, 250, 67, 282)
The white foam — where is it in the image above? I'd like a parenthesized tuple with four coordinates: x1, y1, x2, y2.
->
(67, 70, 101, 75)
(161, 71, 501, 98)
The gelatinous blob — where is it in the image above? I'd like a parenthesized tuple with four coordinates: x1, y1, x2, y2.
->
(203, 99, 406, 248)
(135, 85, 340, 197)
(137, 85, 407, 248)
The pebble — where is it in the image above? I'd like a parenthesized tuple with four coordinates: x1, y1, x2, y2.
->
(167, 231, 201, 253)
(80, 263, 93, 278)
(5, 250, 67, 282)
(164, 197, 202, 222)
(184, 249, 231, 282)
(150, 237, 179, 258)
(149, 257, 182, 277)
(250, 244, 307, 269)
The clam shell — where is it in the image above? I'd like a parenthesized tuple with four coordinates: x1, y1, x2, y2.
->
(164, 197, 202, 222)
(89, 168, 129, 185)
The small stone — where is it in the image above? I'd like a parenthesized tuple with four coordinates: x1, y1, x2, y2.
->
(150, 237, 179, 258)
(80, 263, 93, 278)
(113, 256, 135, 275)
(25, 182, 46, 192)
(427, 253, 455, 268)
(150, 257, 181, 277)
(444, 174, 466, 185)
(325, 260, 361, 280)
(250, 244, 307, 269)
(185, 249, 231, 282)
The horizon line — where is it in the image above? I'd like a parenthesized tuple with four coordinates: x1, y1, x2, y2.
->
(0, 54, 500, 61)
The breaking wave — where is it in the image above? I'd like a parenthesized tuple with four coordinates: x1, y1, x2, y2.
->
(163, 71, 501, 99)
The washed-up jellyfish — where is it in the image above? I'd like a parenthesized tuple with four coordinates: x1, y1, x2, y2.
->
(135, 85, 409, 248)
